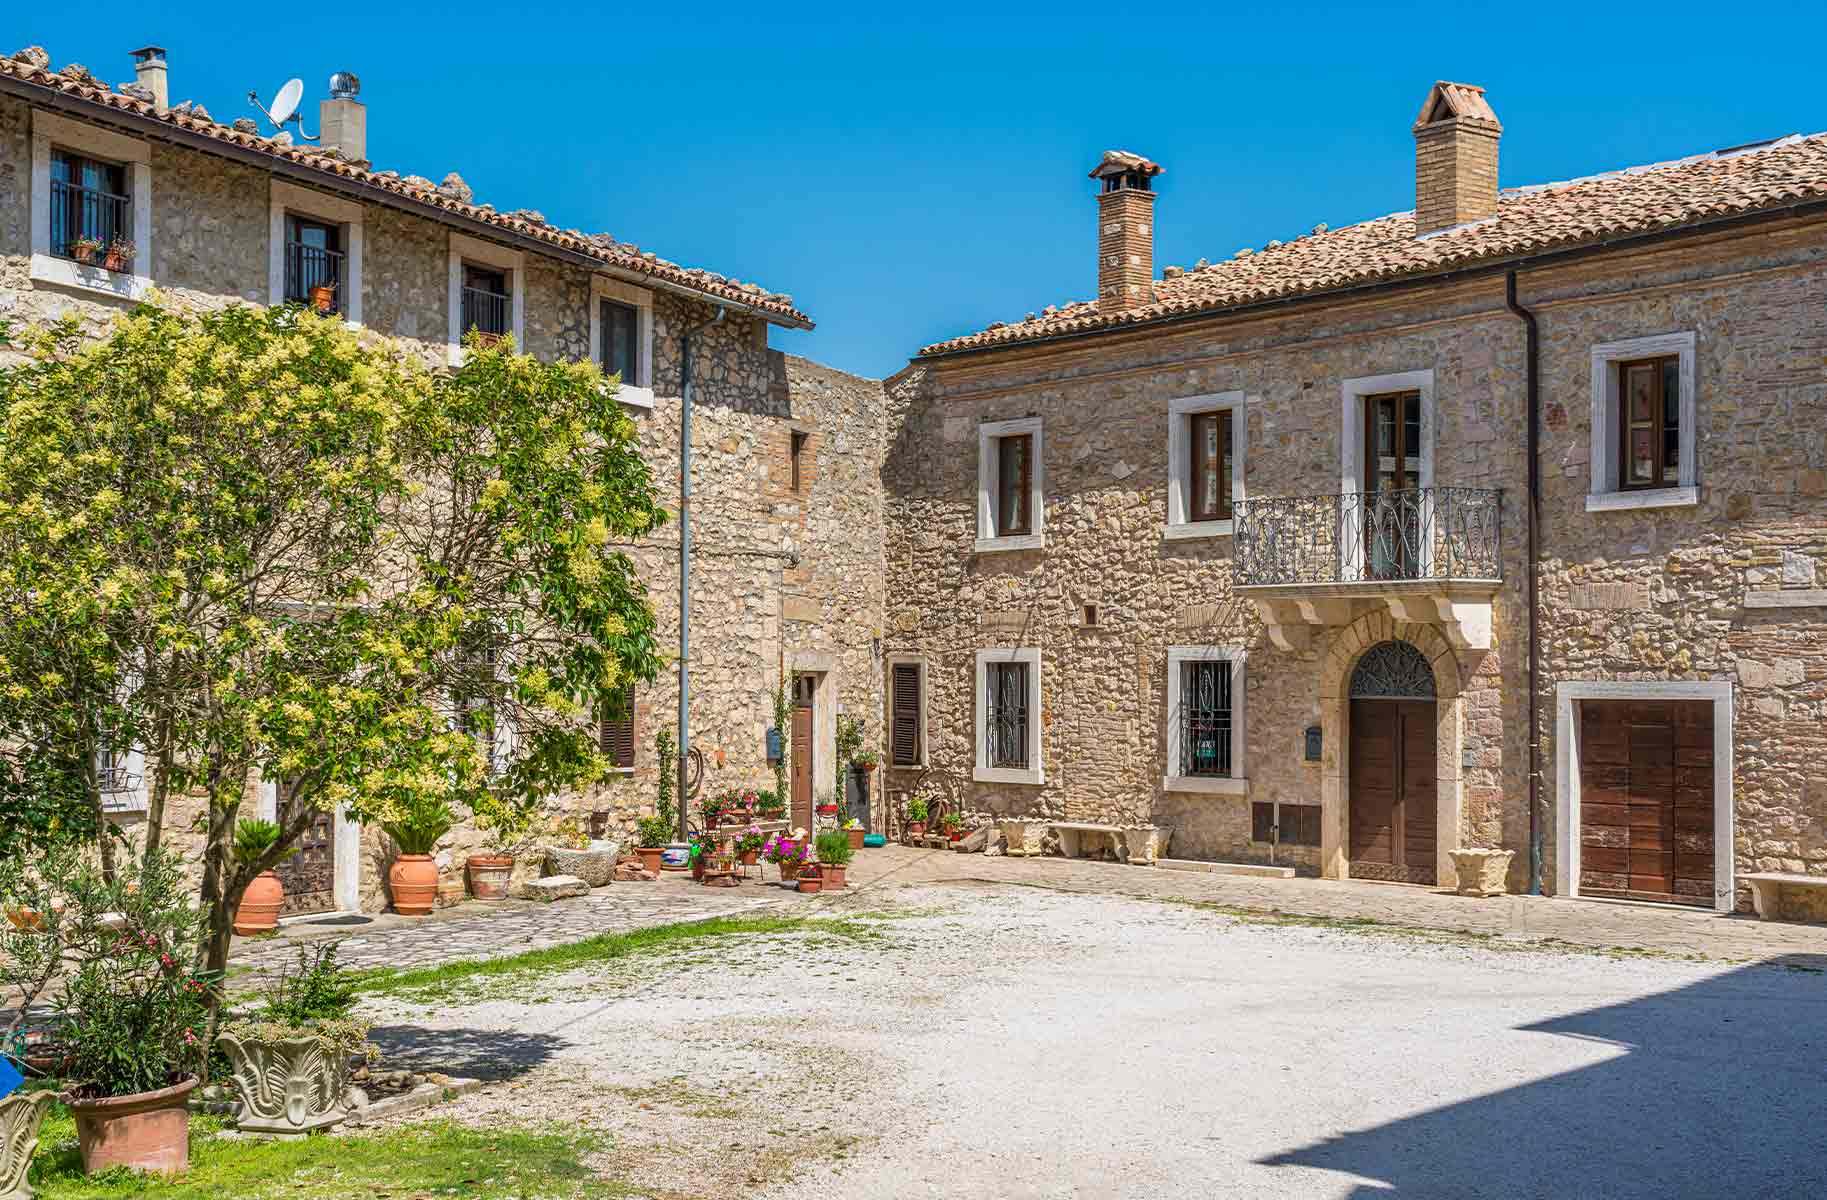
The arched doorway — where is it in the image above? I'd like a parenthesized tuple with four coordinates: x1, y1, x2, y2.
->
(1348, 640, 1438, 884)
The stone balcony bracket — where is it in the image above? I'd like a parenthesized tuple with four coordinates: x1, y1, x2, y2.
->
(1245, 580, 1499, 653)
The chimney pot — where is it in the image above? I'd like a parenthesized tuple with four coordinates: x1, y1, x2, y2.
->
(1412, 81, 1502, 235)
(1088, 150, 1163, 315)
(129, 44, 167, 111)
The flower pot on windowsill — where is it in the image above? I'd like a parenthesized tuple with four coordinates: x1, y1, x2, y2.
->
(66, 1077, 197, 1177)
(466, 854, 515, 900)
(387, 854, 438, 916)
(103, 251, 128, 273)
(232, 871, 284, 936)
(309, 284, 336, 314)
(0, 1090, 54, 1195)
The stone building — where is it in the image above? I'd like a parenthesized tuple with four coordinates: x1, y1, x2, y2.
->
(0, 45, 887, 911)
(883, 81, 1827, 911)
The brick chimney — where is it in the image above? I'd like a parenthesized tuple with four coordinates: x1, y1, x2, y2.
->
(1412, 82, 1502, 235)
(319, 71, 366, 165)
(129, 46, 167, 111)
(1089, 151, 1162, 313)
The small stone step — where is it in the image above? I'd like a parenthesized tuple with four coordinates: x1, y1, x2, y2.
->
(1156, 859, 1297, 879)
(524, 874, 591, 901)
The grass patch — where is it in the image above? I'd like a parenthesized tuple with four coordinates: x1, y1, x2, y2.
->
(357, 915, 886, 1003)
(31, 1107, 623, 1199)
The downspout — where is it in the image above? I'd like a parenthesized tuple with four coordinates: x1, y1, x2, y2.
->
(677, 305, 728, 842)
(1504, 271, 1543, 895)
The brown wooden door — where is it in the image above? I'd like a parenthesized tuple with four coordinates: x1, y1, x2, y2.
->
(1363, 391, 1421, 580)
(1579, 700, 1713, 905)
(1348, 699, 1437, 884)
(790, 678, 815, 832)
(273, 778, 336, 915)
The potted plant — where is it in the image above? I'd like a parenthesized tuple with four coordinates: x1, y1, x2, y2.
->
(0, 847, 75, 1191)
(68, 235, 102, 265)
(635, 816, 670, 874)
(700, 791, 729, 828)
(843, 818, 866, 852)
(216, 940, 378, 1138)
(764, 834, 808, 883)
(309, 281, 337, 314)
(816, 788, 839, 819)
(466, 793, 537, 901)
(755, 789, 785, 821)
(733, 825, 765, 866)
(103, 237, 135, 273)
(57, 848, 213, 1177)
(815, 830, 854, 890)
(905, 796, 929, 839)
(796, 862, 823, 894)
(230, 818, 291, 936)
(852, 748, 879, 773)
(382, 792, 454, 917)
(938, 811, 964, 843)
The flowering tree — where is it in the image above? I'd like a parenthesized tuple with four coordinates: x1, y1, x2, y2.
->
(0, 304, 664, 1005)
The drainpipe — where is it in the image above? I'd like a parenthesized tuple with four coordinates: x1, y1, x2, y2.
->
(1504, 271, 1543, 895)
(677, 305, 727, 842)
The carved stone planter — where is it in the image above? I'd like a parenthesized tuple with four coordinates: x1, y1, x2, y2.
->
(1122, 824, 1174, 866)
(215, 1032, 353, 1139)
(999, 820, 1044, 858)
(0, 1091, 54, 1199)
(1449, 848, 1515, 897)
(545, 841, 621, 887)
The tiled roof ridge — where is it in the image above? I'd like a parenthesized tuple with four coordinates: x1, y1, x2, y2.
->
(3, 47, 809, 326)
(921, 128, 1827, 357)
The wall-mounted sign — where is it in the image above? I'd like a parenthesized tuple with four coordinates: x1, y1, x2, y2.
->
(1304, 726, 1323, 762)
(766, 727, 783, 764)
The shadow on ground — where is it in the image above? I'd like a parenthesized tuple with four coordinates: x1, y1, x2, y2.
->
(1258, 953, 1827, 1197)
(369, 1024, 565, 1081)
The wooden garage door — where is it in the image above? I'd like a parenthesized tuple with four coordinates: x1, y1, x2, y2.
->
(1578, 700, 1713, 906)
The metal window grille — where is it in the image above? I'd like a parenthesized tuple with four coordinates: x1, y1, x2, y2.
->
(461, 282, 511, 337)
(985, 661, 1029, 769)
(1178, 661, 1232, 777)
(285, 240, 346, 310)
(49, 178, 131, 261)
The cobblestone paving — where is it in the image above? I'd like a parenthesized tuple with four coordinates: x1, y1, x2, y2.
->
(232, 846, 1827, 978)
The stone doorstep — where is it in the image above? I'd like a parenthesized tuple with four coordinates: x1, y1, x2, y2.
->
(1156, 858, 1298, 880)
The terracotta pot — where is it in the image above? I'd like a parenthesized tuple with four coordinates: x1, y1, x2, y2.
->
(847, 828, 865, 851)
(739, 849, 759, 866)
(777, 859, 800, 883)
(636, 846, 665, 873)
(104, 250, 127, 273)
(232, 872, 284, 937)
(797, 875, 822, 894)
(309, 284, 335, 313)
(906, 822, 926, 838)
(817, 804, 839, 816)
(67, 1076, 197, 1177)
(466, 855, 514, 901)
(388, 854, 439, 916)
(859, 761, 877, 773)
(822, 864, 847, 890)
(5, 903, 56, 932)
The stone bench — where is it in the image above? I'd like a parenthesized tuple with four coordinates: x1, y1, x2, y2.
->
(997, 820, 1172, 865)
(1743, 873, 1827, 923)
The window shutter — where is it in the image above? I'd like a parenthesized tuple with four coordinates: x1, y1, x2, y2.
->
(600, 685, 636, 769)
(891, 664, 921, 766)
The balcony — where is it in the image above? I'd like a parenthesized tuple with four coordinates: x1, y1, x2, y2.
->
(50, 178, 131, 263)
(461, 286, 511, 342)
(1233, 486, 1503, 651)
(284, 241, 347, 314)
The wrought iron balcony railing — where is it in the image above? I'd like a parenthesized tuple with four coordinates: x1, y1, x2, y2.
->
(284, 241, 347, 312)
(50, 178, 131, 262)
(1233, 486, 1502, 587)
(461, 285, 511, 338)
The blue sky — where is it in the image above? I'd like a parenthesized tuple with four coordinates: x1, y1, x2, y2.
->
(18, 3, 1827, 377)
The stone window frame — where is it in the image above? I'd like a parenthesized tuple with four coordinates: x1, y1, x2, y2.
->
(1163, 644, 1248, 795)
(447, 232, 525, 367)
(268, 179, 365, 326)
(1586, 331, 1698, 512)
(885, 654, 929, 769)
(975, 417, 1045, 554)
(588, 274, 656, 409)
(973, 646, 1044, 785)
(1163, 391, 1246, 541)
(29, 110, 154, 302)
(1339, 368, 1436, 579)
(1553, 679, 1734, 913)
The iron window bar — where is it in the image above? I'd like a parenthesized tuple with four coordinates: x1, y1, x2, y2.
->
(1177, 661, 1233, 777)
(1233, 486, 1503, 587)
(49, 178, 131, 262)
(284, 241, 347, 311)
(461, 285, 511, 338)
(984, 662, 1029, 769)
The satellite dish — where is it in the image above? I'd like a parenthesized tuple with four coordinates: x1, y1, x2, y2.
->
(269, 79, 303, 126)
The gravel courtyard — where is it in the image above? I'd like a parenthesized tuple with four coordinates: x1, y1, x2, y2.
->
(364, 878, 1827, 1199)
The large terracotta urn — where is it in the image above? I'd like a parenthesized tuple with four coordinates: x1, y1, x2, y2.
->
(232, 871, 284, 936)
(388, 854, 439, 916)
(66, 1077, 197, 1177)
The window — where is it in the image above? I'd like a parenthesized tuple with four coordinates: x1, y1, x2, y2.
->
(1163, 645, 1246, 794)
(1165, 392, 1244, 538)
(96, 744, 149, 814)
(790, 430, 809, 492)
(973, 647, 1043, 784)
(50, 150, 129, 263)
(1617, 356, 1680, 491)
(600, 300, 641, 387)
(1586, 332, 1696, 511)
(454, 639, 511, 779)
(285, 214, 345, 312)
(975, 417, 1044, 552)
(599, 685, 636, 770)
(447, 233, 523, 365)
(462, 264, 511, 339)
(890, 661, 924, 766)
(1253, 802, 1320, 846)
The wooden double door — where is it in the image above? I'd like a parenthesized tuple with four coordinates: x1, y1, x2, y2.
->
(1348, 698, 1438, 885)
(273, 777, 337, 916)
(1578, 700, 1714, 906)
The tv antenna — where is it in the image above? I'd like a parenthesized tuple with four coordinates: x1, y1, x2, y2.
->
(246, 77, 317, 140)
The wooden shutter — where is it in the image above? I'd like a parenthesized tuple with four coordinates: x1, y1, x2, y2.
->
(599, 685, 636, 769)
(891, 664, 921, 766)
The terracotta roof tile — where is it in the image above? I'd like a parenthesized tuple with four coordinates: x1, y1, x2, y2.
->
(920, 131, 1827, 356)
(3, 48, 810, 328)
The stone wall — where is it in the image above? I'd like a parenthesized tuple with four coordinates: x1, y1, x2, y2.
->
(884, 218, 1827, 906)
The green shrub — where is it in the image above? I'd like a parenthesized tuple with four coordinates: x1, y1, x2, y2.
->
(636, 816, 673, 848)
(260, 939, 359, 1025)
(233, 817, 288, 866)
(815, 830, 854, 867)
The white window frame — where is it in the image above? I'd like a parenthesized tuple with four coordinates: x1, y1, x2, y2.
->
(268, 180, 364, 326)
(1164, 391, 1246, 540)
(29, 111, 154, 302)
(1586, 332, 1698, 512)
(1554, 679, 1733, 913)
(1163, 644, 1247, 794)
(588, 275, 656, 409)
(976, 417, 1045, 553)
(1340, 369, 1436, 580)
(885, 654, 930, 768)
(447, 232, 525, 366)
(974, 646, 1043, 785)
